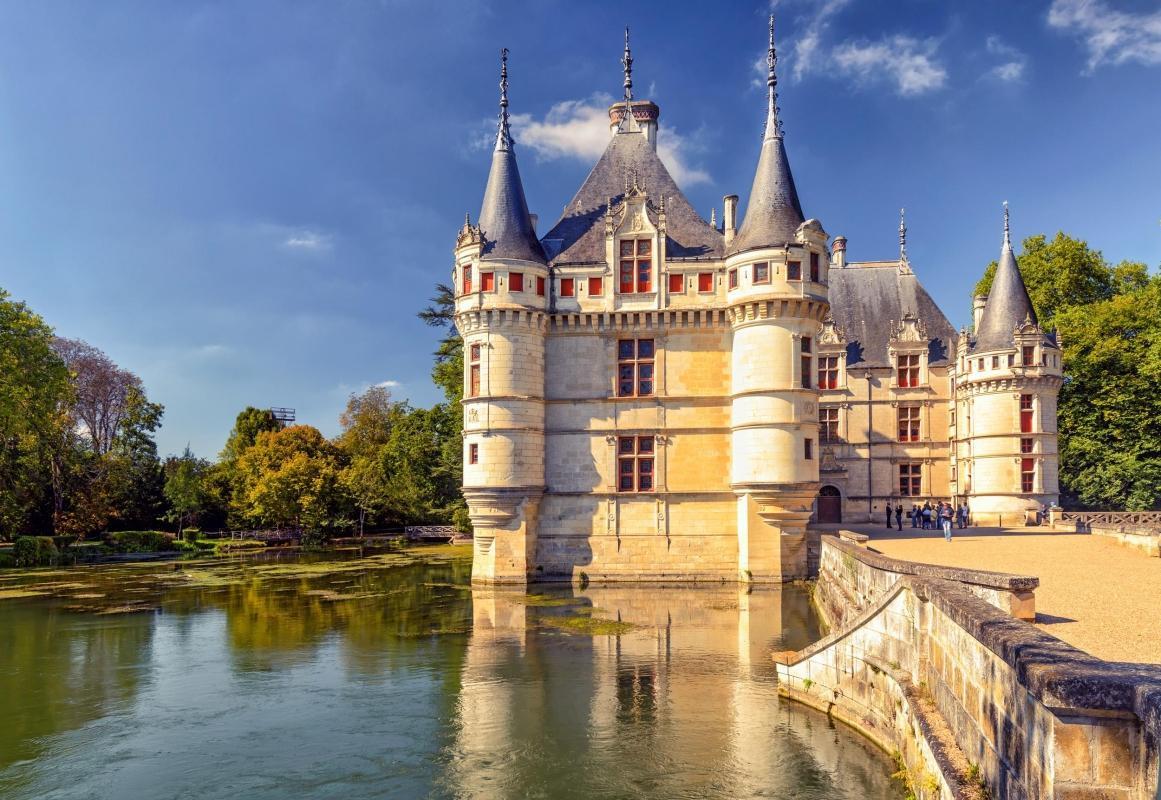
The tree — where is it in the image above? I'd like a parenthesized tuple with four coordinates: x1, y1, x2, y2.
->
(419, 283, 463, 404)
(233, 425, 352, 534)
(0, 289, 71, 538)
(164, 447, 210, 533)
(971, 233, 1161, 510)
(337, 386, 403, 534)
(220, 407, 282, 463)
(51, 338, 146, 456)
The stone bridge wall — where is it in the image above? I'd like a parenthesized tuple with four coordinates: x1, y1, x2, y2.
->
(775, 536, 1161, 799)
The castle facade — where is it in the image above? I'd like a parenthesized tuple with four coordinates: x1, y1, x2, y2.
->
(453, 24, 1061, 585)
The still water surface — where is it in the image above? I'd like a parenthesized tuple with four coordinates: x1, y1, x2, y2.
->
(0, 546, 903, 799)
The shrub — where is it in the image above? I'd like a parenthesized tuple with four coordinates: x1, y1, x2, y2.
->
(300, 529, 331, 549)
(181, 528, 200, 545)
(108, 530, 177, 553)
(13, 536, 60, 567)
(0, 551, 15, 568)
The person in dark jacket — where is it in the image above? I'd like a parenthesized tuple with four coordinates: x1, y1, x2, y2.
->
(886, 504, 892, 528)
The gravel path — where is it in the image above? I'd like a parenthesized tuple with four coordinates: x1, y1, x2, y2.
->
(839, 525, 1161, 665)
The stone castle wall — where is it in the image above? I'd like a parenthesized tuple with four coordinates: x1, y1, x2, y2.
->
(776, 536, 1161, 799)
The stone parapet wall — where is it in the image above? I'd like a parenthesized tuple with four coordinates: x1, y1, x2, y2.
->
(776, 536, 1161, 799)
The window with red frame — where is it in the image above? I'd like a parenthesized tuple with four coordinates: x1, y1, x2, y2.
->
(1022, 346, 1035, 365)
(509, 272, 524, 292)
(897, 406, 920, 442)
(468, 343, 481, 398)
(617, 339, 655, 397)
(1020, 437, 1033, 454)
(588, 276, 603, 296)
(468, 443, 478, 464)
(753, 262, 770, 283)
(1021, 458, 1035, 492)
(897, 354, 920, 387)
(617, 435, 655, 492)
(810, 252, 819, 282)
(560, 277, 575, 297)
(698, 272, 713, 293)
(787, 260, 802, 280)
(481, 272, 495, 292)
(820, 407, 839, 443)
(462, 265, 473, 294)
(1020, 394, 1033, 433)
(536, 276, 545, 296)
(899, 463, 921, 496)
(619, 239, 652, 293)
(668, 273, 684, 293)
(818, 356, 839, 390)
(728, 268, 738, 289)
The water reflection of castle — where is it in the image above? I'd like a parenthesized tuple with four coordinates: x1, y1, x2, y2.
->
(448, 587, 900, 799)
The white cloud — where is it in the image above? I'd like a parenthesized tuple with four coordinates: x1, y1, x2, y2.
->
(1048, 0, 1161, 70)
(770, 1, 946, 96)
(832, 36, 948, 95)
(985, 35, 1028, 82)
(496, 93, 712, 187)
(375, 380, 401, 389)
(283, 230, 333, 251)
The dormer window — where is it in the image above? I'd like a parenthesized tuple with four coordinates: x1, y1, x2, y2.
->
(787, 260, 802, 281)
(619, 239, 652, 293)
(897, 354, 920, 388)
(1023, 346, 1035, 365)
(753, 263, 770, 284)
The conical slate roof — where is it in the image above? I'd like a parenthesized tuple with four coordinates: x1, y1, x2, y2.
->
(728, 16, 805, 256)
(974, 206, 1036, 352)
(477, 50, 547, 265)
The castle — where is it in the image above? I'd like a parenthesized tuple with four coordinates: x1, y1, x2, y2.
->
(453, 22, 1061, 585)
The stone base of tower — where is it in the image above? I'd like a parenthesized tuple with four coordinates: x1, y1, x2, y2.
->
(735, 484, 820, 582)
(966, 494, 1057, 528)
(464, 487, 542, 586)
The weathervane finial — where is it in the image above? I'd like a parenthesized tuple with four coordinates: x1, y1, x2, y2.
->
(899, 207, 908, 263)
(619, 26, 634, 132)
(766, 15, 781, 138)
(495, 47, 513, 151)
(1003, 200, 1011, 249)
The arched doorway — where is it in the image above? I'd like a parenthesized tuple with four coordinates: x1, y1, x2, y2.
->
(817, 486, 842, 524)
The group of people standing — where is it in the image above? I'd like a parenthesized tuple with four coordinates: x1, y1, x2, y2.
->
(886, 501, 970, 541)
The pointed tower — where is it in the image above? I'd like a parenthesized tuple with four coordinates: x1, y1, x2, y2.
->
(454, 49, 548, 584)
(953, 203, 1061, 525)
(725, 16, 830, 582)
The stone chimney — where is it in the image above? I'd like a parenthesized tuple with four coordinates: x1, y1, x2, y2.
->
(608, 100, 660, 148)
(723, 194, 738, 246)
(972, 295, 987, 331)
(831, 235, 847, 269)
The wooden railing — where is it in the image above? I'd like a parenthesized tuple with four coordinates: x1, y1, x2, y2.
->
(1052, 511, 1161, 532)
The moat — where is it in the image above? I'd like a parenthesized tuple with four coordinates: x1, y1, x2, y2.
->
(0, 545, 903, 799)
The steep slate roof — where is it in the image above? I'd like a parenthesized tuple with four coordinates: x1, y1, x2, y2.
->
(728, 124, 805, 255)
(477, 49, 547, 265)
(728, 16, 805, 256)
(540, 130, 723, 264)
(829, 266, 958, 367)
(973, 213, 1037, 352)
(477, 145, 547, 264)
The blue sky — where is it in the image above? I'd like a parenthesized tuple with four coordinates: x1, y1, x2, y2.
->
(2, 0, 1159, 458)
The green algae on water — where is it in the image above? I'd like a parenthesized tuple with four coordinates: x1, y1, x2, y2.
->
(539, 615, 636, 636)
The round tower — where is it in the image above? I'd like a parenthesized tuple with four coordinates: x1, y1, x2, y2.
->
(454, 50, 549, 584)
(955, 203, 1061, 526)
(726, 16, 830, 581)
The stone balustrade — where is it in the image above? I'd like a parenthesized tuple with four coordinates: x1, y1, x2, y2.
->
(773, 536, 1161, 799)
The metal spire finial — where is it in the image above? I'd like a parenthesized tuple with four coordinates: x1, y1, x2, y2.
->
(899, 207, 908, 263)
(496, 47, 513, 151)
(766, 14, 781, 137)
(1003, 200, 1011, 249)
(619, 27, 635, 132)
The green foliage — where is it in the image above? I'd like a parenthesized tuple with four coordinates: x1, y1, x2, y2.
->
(0, 289, 72, 540)
(973, 233, 1160, 510)
(220, 407, 281, 463)
(164, 447, 210, 531)
(233, 425, 352, 532)
(452, 505, 472, 534)
(13, 536, 60, 567)
(107, 530, 176, 553)
(182, 528, 200, 544)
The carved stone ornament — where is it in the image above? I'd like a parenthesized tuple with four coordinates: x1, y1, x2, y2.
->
(818, 315, 846, 346)
(890, 312, 928, 345)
